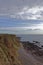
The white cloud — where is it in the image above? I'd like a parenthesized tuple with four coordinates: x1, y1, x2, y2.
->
(0, 22, 43, 31)
(24, 22, 43, 30)
(15, 6, 43, 20)
(0, 4, 43, 20)
(0, 0, 43, 20)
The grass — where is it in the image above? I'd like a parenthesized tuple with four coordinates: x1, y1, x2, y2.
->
(0, 34, 22, 65)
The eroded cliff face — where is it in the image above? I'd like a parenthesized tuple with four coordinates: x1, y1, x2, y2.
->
(0, 34, 21, 65)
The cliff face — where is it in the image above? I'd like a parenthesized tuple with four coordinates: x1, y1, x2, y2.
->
(0, 34, 21, 65)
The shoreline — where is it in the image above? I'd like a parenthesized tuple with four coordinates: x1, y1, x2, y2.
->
(18, 42, 43, 65)
(20, 41, 43, 63)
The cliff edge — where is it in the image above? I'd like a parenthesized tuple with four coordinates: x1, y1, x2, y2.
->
(0, 34, 22, 65)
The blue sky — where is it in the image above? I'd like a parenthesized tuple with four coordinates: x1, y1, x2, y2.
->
(0, 0, 43, 34)
(0, 17, 43, 34)
(0, 17, 42, 27)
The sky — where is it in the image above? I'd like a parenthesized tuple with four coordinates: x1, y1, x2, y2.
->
(0, 0, 43, 34)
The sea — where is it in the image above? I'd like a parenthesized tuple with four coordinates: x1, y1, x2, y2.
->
(16, 34, 43, 47)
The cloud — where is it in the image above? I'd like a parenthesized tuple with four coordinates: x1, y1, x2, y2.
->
(2, 6, 43, 20)
(16, 6, 43, 20)
(0, 21, 43, 34)
(0, 0, 43, 20)
(0, 25, 43, 34)
(0, 22, 43, 30)
(24, 22, 43, 30)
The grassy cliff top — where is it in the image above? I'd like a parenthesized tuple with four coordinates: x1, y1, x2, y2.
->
(0, 34, 22, 65)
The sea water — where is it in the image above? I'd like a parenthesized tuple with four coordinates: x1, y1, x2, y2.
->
(17, 34, 43, 47)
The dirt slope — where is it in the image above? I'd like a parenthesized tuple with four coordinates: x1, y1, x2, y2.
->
(0, 34, 22, 65)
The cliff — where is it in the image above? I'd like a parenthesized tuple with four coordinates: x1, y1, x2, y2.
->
(0, 34, 22, 65)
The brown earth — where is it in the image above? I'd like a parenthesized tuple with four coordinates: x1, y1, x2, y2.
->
(0, 34, 22, 65)
(0, 34, 43, 65)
